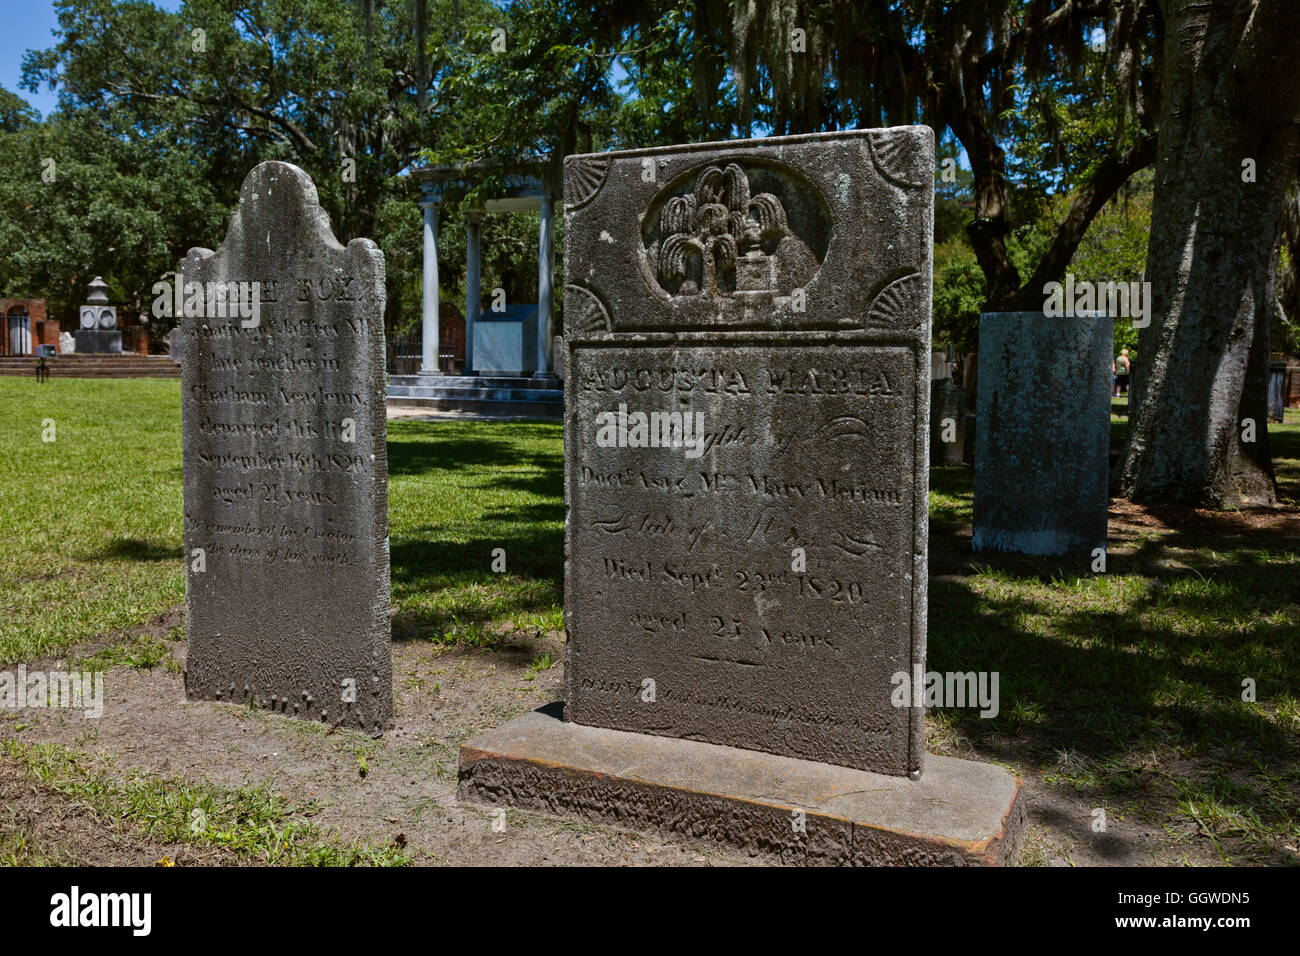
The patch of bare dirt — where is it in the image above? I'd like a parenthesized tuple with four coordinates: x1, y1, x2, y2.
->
(0, 631, 752, 866)
(1108, 498, 1300, 537)
(929, 495, 1300, 578)
(2, 625, 1217, 867)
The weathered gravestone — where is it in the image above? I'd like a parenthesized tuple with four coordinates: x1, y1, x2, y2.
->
(163, 328, 182, 365)
(973, 312, 1111, 558)
(459, 131, 1025, 864)
(930, 377, 966, 466)
(179, 161, 392, 733)
(1268, 361, 1285, 422)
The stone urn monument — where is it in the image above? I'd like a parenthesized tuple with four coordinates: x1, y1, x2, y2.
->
(73, 276, 123, 354)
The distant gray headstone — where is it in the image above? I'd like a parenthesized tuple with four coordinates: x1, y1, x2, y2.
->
(561, 129, 934, 777)
(929, 349, 950, 381)
(929, 378, 966, 466)
(179, 161, 392, 733)
(1269, 361, 1285, 422)
(163, 328, 182, 365)
(972, 312, 1111, 557)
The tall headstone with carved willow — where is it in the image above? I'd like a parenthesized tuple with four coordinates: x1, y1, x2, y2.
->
(179, 161, 391, 734)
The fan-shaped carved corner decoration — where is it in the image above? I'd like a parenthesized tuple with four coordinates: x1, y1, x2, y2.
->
(564, 284, 612, 336)
(866, 272, 925, 327)
(564, 157, 611, 210)
(867, 133, 928, 189)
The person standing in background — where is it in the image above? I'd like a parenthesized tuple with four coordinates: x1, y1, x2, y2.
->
(1116, 348, 1131, 396)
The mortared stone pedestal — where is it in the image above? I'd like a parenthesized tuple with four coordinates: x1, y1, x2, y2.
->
(459, 707, 1026, 866)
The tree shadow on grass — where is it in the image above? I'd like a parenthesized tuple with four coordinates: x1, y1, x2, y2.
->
(924, 445, 1299, 861)
(386, 420, 562, 479)
(90, 538, 185, 562)
(1111, 501, 1300, 571)
(929, 455, 1300, 576)
(386, 420, 564, 642)
(388, 529, 563, 643)
(928, 569, 1299, 864)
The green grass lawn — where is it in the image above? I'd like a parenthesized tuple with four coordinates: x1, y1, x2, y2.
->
(0, 378, 562, 665)
(387, 416, 563, 644)
(1, 378, 1297, 864)
(0, 379, 187, 667)
(0, 738, 409, 866)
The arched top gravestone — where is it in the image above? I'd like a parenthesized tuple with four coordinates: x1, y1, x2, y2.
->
(557, 130, 933, 778)
(179, 161, 392, 733)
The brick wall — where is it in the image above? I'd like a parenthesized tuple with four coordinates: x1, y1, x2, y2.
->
(1, 298, 56, 354)
(122, 325, 150, 355)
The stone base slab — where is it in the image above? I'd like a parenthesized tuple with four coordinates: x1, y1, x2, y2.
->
(72, 329, 123, 354)
(458, 708, 1026, 866)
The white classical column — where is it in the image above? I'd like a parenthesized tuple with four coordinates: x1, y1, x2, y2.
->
(420, 196, 441, 375)
(465, 210, 482, 376)
(535, 195, 555, 376)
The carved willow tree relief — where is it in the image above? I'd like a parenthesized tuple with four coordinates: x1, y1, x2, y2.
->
(642, 162, 828, 301)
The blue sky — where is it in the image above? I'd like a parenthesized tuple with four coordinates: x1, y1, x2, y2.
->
(0, 0, 182, 116)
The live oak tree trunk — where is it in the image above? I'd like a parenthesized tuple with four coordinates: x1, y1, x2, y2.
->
(955, 106, 1023, 311)
(1119, 0, 1300, 507)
